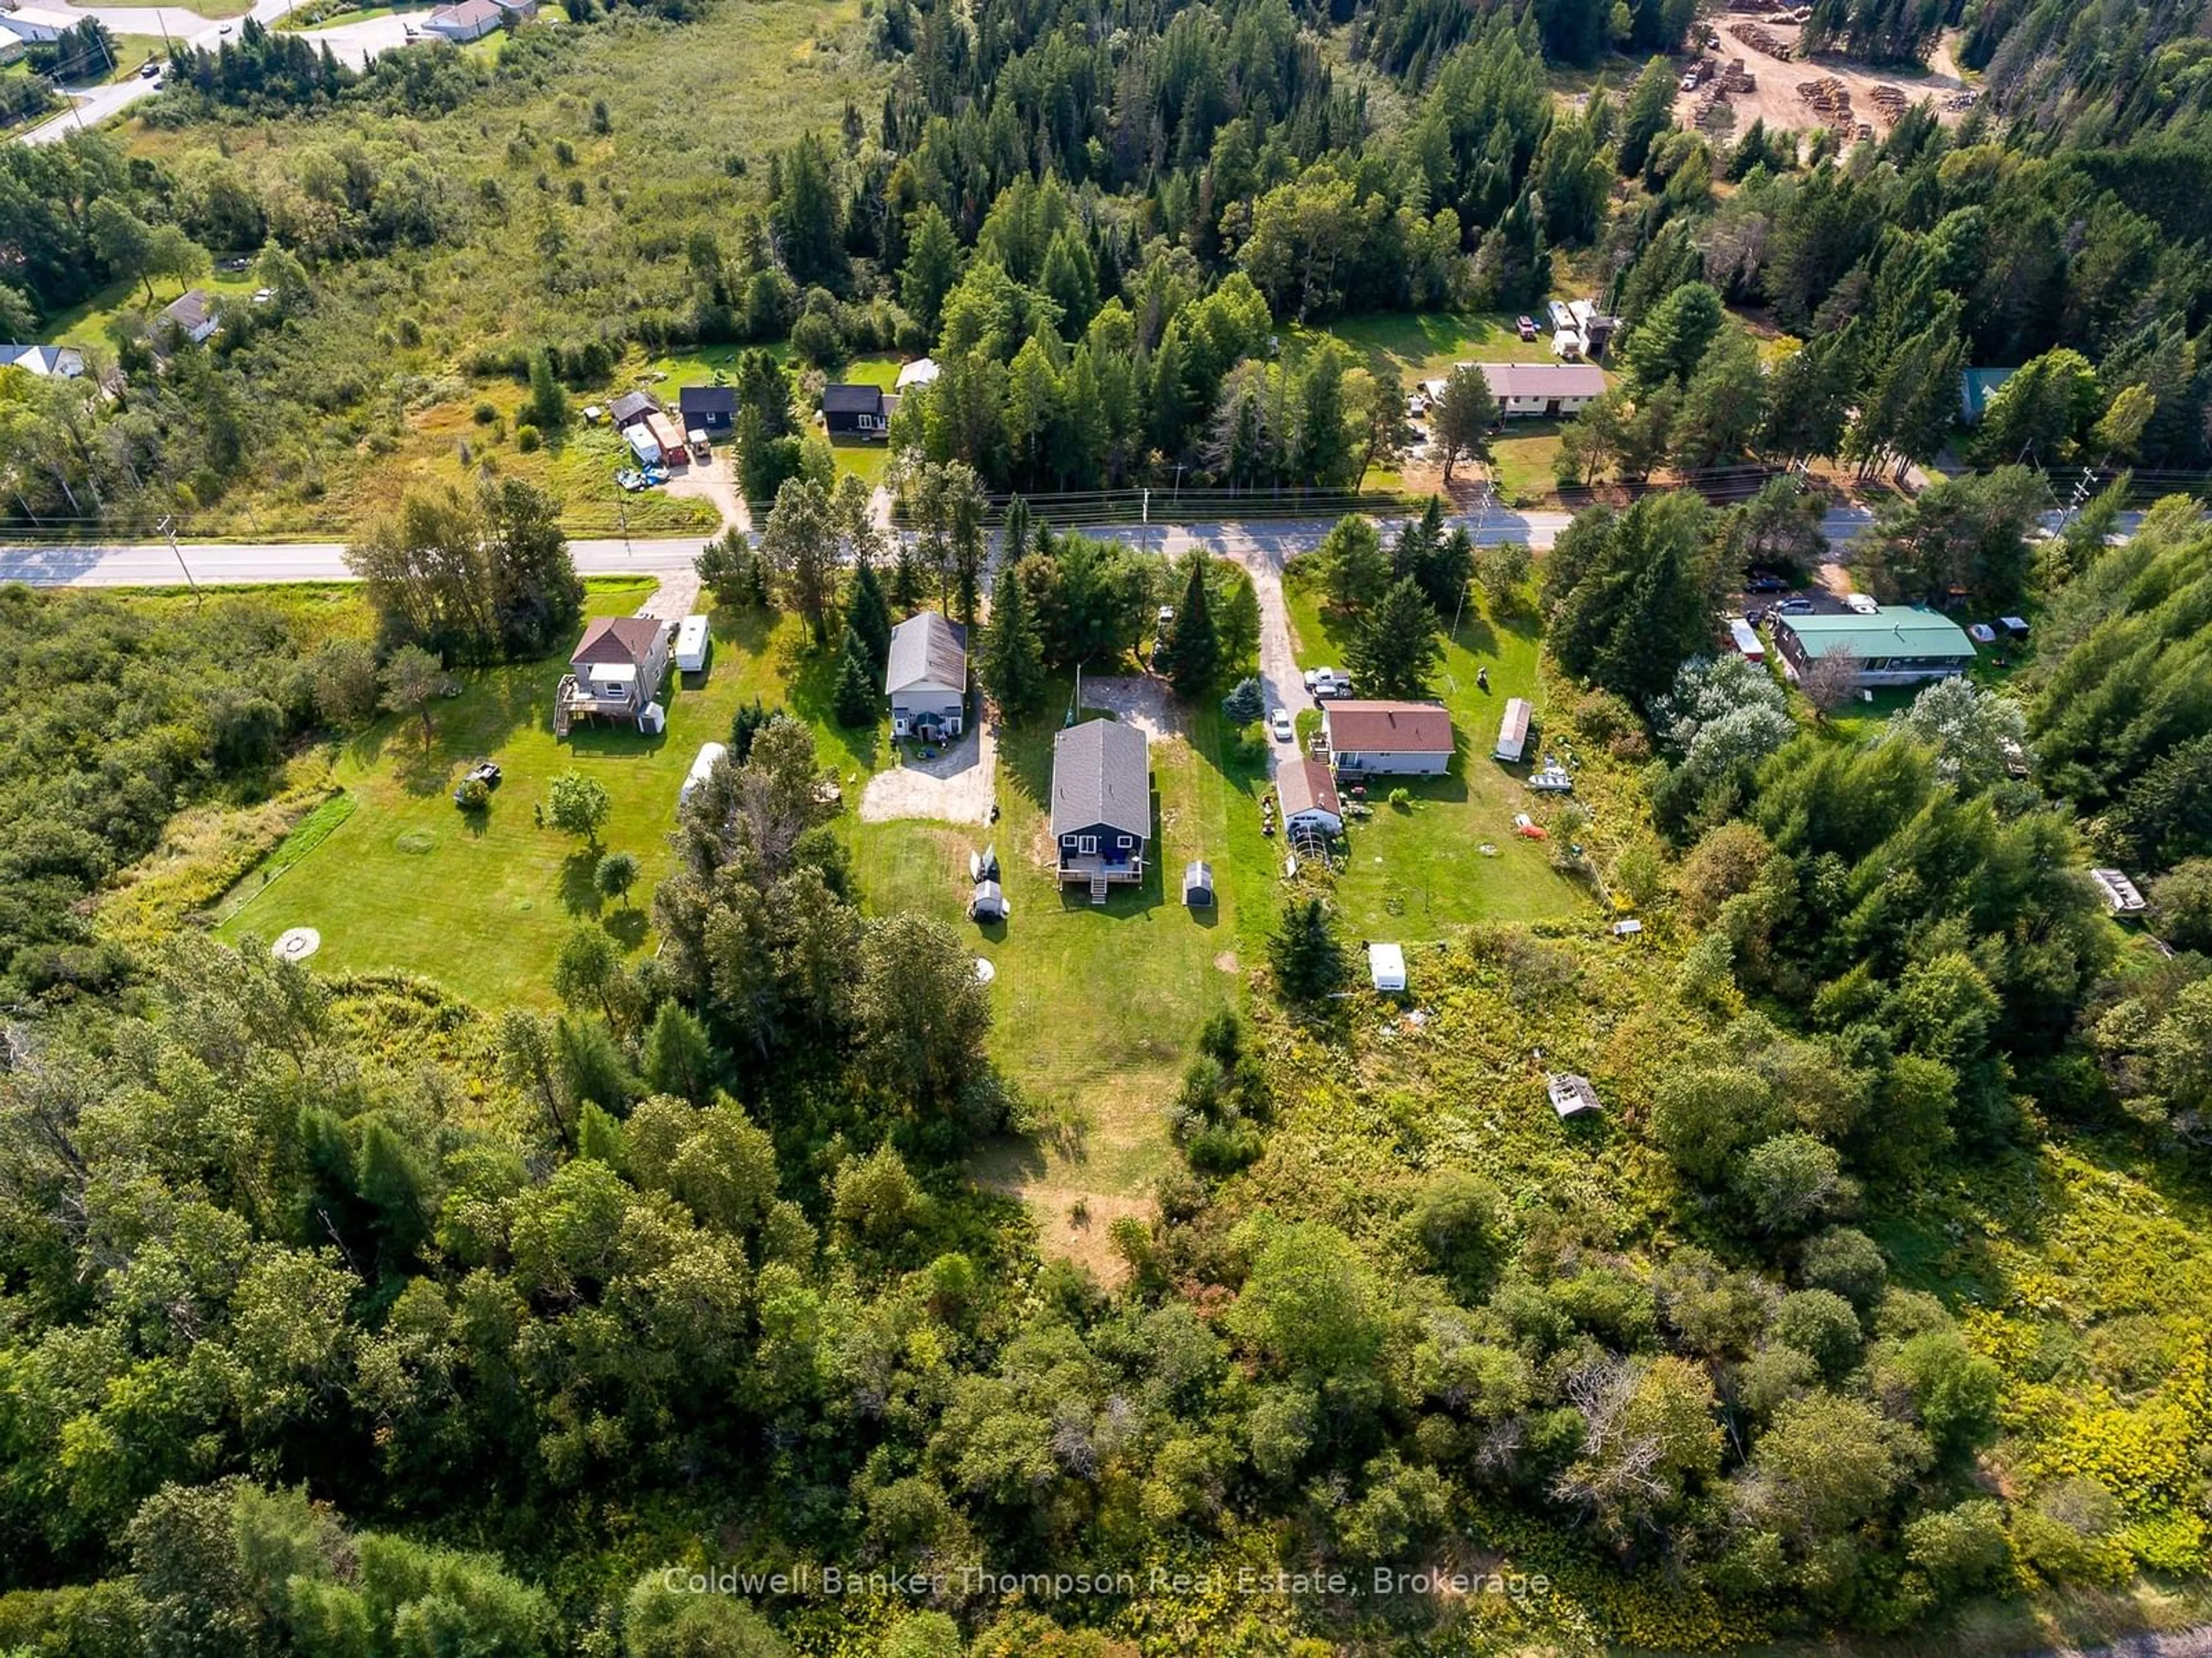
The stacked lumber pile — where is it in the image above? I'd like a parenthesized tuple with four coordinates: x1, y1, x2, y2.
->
(1868, 84, 1910, 121)
(1729, 20, 1793, 58)
(1797, 74, 1853, 124)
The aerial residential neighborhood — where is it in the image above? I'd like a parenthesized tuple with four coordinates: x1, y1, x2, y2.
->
(2, 0, 2211, 1653)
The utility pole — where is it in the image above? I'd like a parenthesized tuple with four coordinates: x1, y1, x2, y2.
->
(157, 514, 199, 601)
(618, 497, 631, 558)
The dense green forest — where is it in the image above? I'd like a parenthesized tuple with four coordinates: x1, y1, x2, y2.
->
(6, 0, 2212, 1652)
(6, 0, 2210, 529)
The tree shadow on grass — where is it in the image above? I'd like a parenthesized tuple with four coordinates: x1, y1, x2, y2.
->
(603, 907, 648, 949)
(392, 733, 454, 798)
(781, 630, 883, 775)
(559, 848, 606, 917)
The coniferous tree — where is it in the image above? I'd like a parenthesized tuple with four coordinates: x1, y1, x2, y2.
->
(847, 561, 893, 672)
(1157, 552, 1219, 698)
(1349, 576, 1444, 700)
(978, 560, 1048, 718)
(1269, 896, 1345, 1004)
(831, 627, 879, 726)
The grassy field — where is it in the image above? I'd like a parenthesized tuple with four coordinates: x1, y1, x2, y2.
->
(94, 0, 253, 12)
(1488, 423, 1567, 506)
(217, 586, 874, 1004)
(280, 3, 432, 29)
(1282, 569, 1588, 940)
(50, 268, 261, 349)
(107, 0, 884, 539)
(842, 679, 1273, 1268)
(1316, 309, 1567, 383)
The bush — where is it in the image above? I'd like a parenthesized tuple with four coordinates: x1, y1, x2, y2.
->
(472, 400, 498, 425)
(1388, 787, 1412, 809)
(454, 777, 490, 811)
(516, 423, 541, 452)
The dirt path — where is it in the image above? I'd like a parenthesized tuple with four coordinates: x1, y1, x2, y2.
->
(858, 720, 999, 824)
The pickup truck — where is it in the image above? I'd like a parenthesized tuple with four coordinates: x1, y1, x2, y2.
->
(1302, 668, 1354, 698)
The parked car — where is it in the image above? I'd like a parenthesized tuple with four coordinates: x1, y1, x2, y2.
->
(615, 468, 647, 491)
(1516, 315, 1538, 340)
(1844, 592, 1881, 615)
(1776, 597, 1816, 615)
(138, 59, 159, 77)
(1302, 667, 1353, 698)
(1745, 571, 1789, 593)
(1269, 709, 1295, 743)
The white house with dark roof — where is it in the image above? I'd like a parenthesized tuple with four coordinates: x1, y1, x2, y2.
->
(555, 615, 671, 733)
(1051, 718, 1150, 902)
(0, 344, 85, 379)
(885, 611, 965, 739)
(161, 289, 218, 346)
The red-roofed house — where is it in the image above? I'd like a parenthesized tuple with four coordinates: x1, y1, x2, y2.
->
(1275, 757, 1343, 835)
(1322, 701, 1455, 775)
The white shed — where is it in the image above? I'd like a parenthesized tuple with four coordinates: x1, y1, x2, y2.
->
(1368, 942, 1407, 993)
(678, 740, 726, 808)
(674, 614, 710, 673)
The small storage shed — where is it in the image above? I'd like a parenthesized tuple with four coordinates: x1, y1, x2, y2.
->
(1494, 697, 1532, 763)
(2089, 868, 2147, 914)
(1183, 860, 1215, 908)
(1368, 941, 1407, 992)
(1727, 618, 1764, 660)
(970, 880, 1008, 922)
(1547, 1073, 1601, 1118)
(679, 740, 725, 808)
(674, 615, 710, 673)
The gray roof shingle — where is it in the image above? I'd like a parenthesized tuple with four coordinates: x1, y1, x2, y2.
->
(1052, 718, 1149, 839)
(885, 611, 965, 696)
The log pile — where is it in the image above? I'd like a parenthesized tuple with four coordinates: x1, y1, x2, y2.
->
(1797, 74, 1854, 124)
(1729, 20, 1793, 58)
(1868, 83, 1910, 121)
(1721, 58, 1756, 92)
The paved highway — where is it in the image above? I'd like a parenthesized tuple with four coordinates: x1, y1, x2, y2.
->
(0, 505, 1885, 589)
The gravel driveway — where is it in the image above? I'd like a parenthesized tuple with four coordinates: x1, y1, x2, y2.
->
(1208, 528, 1304, 776)
(859, 721, 998, 824)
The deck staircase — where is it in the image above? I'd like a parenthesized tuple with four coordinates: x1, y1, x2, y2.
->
(552, 675, 577, 738)
(1088, 872, 1109, 906)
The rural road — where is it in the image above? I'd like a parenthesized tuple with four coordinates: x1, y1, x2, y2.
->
(0, 505, 1886, 589)
(16, 0, 388, 145)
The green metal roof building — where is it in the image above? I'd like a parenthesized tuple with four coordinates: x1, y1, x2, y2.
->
(1774, 607, 1977, 687)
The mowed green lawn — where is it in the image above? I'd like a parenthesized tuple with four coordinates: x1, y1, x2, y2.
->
(220, 587, 879, 1005)
(1312, 309, 1565, 383)
(1283, 567, 1586, 940)
(843, 680, 1270, 1263)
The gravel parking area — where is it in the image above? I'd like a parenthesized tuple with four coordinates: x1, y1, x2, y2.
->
(859, 720, 999, 824)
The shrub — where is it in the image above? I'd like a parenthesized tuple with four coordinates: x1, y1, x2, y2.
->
(1388, 787, 1412, 809)
(454, 777, 490, 812)
(516, 423, 541, 452)
(472, 400, 498, 424)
